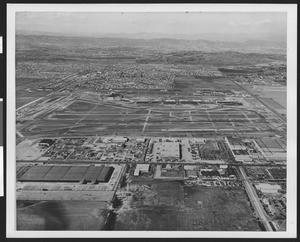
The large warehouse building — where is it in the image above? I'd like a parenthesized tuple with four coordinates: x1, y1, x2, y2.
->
(153, 141, 180, 159)
(18, 165, 114, 184)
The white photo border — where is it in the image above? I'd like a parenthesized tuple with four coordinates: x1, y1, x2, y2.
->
(7, 3, 297, 238)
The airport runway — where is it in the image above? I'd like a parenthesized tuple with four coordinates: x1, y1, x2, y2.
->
(17, 159, 285, 167)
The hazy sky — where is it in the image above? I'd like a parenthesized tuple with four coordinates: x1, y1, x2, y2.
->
(16, 12, 286, 38)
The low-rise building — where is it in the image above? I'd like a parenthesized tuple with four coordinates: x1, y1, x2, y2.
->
(255, 183, 281, 194)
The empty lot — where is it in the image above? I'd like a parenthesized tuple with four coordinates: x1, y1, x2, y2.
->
(114, 181, 260, 231)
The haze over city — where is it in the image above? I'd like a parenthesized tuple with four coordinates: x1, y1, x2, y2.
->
(16, 12, 287, 42)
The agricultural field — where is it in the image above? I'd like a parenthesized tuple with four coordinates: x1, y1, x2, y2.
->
(174, 75, 240, 92)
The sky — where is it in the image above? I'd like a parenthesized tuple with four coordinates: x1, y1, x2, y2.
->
(16, 12, 287, 41)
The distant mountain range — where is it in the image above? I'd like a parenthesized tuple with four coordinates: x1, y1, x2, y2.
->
(17, 29, 286, 44)
(16, 30, 286, 55)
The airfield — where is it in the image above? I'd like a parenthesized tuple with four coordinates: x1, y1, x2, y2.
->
(17, 75, 286, 140)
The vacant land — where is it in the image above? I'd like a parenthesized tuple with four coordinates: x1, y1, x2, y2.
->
(114, 181, 259, 231)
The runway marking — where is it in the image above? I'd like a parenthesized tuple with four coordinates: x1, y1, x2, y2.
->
(142, 109, 152, 134)
(205, 109, 212, 121)
(16, 130, 24, 138)
(243, 112, 253, 123)
(187, 111, 194, 122)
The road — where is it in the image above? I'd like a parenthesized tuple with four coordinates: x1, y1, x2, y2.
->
(238, 166, 273, 231)
(16, 159, 285, 167)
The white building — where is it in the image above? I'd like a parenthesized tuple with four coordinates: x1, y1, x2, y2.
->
(134, 164, 150, 176)
(255, 183, 281, 194)
(136, 164, 150, 173)
(153, 142, 180, 159)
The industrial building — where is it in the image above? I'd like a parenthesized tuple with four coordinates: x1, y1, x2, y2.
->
(225, 136, 253, 162)
(255, 183, 281, 194)
(18, 165, 114, 184)
(134, 164, 150, 176)
(153, 141, 181, 159)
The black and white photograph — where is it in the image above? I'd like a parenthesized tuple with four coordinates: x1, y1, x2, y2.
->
(6, 4, 297, 238)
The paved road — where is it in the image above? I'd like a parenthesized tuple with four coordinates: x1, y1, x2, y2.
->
(238, 166, 273, 231)
(17, 159, 285, 167)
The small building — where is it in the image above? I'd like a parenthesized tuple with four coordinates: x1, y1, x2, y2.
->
(136, 138, 146, 143)
(219, 164, 228, 169)
(229, 174, 237, 180)
(186, 170, 198, 178)
(134, 168, 140, 176)
(134, 164, 150, 176)
(112, 137, 128, 143)
(165, 100, 176, 104)
(184, 165, 197, 171)
(38, 139, 55, 148)
(136, 164, 150, 173)
(166, 164, 172, 171)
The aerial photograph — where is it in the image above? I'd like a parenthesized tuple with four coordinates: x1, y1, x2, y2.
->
(15, 11, 288, 232)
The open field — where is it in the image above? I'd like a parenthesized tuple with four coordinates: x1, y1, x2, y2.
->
(114, 181, 260, 231)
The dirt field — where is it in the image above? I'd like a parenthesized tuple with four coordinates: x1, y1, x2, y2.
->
(114, 181, 260, 231)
